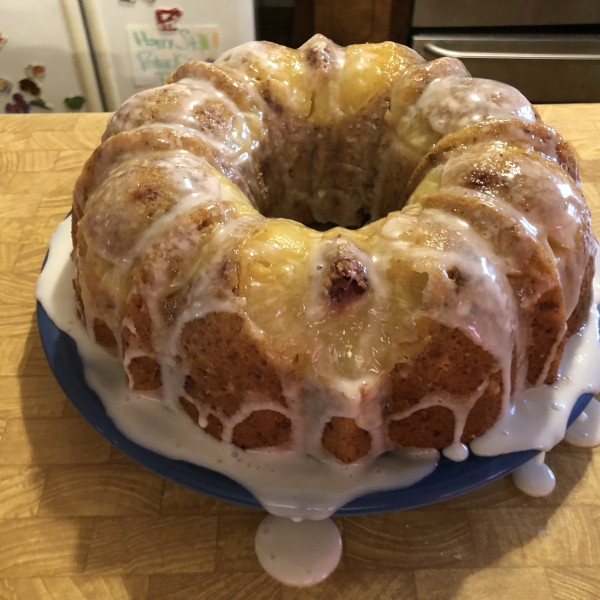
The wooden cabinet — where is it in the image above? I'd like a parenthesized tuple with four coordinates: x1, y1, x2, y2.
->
(314, 0, 412, 45)
(258, 0, 413, 48)
(315, 0, 394, 45)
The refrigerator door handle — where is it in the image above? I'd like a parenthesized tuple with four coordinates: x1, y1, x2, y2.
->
(423, 42, 600, 61)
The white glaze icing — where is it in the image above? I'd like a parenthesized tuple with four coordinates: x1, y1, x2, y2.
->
(376, 208, 518, 434)
(389, 69, 538, 161)
(442, 442, 469, 462)
(471, 250, 600, 456)
(416, 76, 537, 135)
(104, 78, 263, 158)
(565, 398, 600, 447)
(255, 515, 342, 586)
(511, 452, 556, 497)
(435, 145, 593, 319)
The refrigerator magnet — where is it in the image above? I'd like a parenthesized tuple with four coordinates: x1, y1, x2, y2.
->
(64, 95, 86, 111)
(0, 78, 12, 95)
(5, 93, 30, 114)
(18, 78, 42, 97)
(25, 64, 46, 80)
(155, 8, 183, 32)
(30, 97, 53, 111)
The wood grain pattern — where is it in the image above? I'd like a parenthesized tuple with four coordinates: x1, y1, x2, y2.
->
(1, 108, 600, 598)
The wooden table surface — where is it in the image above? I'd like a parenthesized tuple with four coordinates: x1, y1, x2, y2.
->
(1, 108, 600, 600)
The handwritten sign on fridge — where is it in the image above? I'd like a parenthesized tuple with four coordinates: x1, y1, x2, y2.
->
(126, 25, 220, 87)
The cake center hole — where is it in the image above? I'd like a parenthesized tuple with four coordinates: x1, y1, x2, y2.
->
(308, 221, 348, 231)
(305, 213, 371, 231)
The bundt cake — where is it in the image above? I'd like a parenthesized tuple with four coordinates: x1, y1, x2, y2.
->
(71, 35, 595, 465)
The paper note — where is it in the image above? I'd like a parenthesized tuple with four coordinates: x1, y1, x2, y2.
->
(127, 24, 220, 86)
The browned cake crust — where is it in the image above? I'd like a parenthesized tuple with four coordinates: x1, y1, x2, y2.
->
(412, 191, 564, 386)
(386, 323, 504, 448)
(73, 127, 261, 213)
(568, 254, 595, 336)
(405, 120, 580, 200)
(180, 312, 289, 416)
(321, 417, 372, 463)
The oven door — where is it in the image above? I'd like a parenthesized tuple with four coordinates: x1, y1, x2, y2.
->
(412, 35, 600, 103)
(413, 0, 600, 28)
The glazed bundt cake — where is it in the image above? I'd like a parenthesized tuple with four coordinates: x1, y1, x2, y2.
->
(71, 35, 595, 464)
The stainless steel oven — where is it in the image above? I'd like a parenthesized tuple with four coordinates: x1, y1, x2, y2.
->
(411, 0, 600, 103)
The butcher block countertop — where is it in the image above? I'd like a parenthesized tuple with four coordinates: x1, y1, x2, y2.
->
(2, 107, 600, 600)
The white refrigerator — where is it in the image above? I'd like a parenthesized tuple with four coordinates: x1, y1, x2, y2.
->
(81, 0, 256, 110)
(0, 0, 102, 113)
(0, 0, 255, 114)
